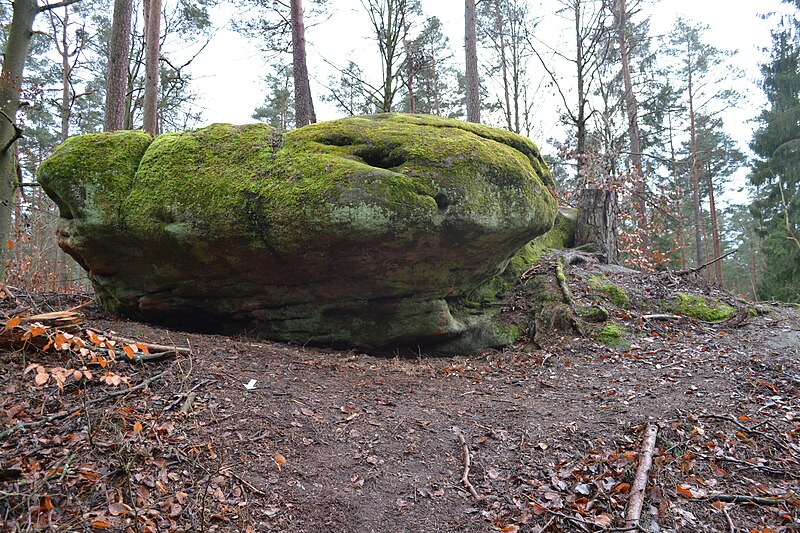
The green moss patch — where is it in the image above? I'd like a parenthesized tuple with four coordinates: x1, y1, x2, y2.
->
(587, 275, 630, 309)
(594, 322, 624, 346)
(671, 293, 735, 322)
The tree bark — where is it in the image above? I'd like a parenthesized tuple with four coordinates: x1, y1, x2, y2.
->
(464, 0, 480, 123)
(574, 1, 586, 181)
(104, 0, 133, 132)
(706, 163, 723, 286)
(613, 0, 646, 245)
(575, 188, 619, 264)
(0, 0, 40, 281)
(495, 0, 512, 131)
(143, 0, 161, 136)
(687, 54, 705, 267)
(291, 0, 316, 127)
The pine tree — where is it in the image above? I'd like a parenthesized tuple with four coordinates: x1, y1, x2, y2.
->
(749, 6, 800, 302)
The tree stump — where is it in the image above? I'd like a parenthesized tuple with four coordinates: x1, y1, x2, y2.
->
(575, 188, 619, 264)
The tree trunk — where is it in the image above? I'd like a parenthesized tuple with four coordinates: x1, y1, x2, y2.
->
(574, 1, 586, 182)
(104, 0, 133, 132)
(402, 20, 416, 113)
(0, 0, 39, 281)
(143, 0, 161, 136)
(495, 1, 512, 131)
(291, 0, 316, 127)
(464, 0, 480, 123)
(687, 57, 705, 267)
(576, 188, 619, 264)
(57, 7, 71, 143)
(613, 0, 646, 245)
(706, 164, 723, 286)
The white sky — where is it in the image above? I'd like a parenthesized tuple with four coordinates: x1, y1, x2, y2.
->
(186, 0, 791, 202)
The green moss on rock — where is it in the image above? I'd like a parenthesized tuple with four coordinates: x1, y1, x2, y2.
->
(38, 130, 152, 226)
(671, 293, 735, 322)
(594, 322, 624, 346)
(588, 275, 630, 309)
(37, 114, 558, 354)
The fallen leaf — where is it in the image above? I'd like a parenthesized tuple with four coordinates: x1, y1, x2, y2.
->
(133, 421, 143, 433)
(4, 315, 20, 329)
(274, 452, 287, 467)
(34, 373, 49, 386)
(592, 514, 613, 527)
(108, 502, 131, 516)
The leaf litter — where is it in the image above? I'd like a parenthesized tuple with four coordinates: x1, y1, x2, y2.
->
(0, 262, 798, 532)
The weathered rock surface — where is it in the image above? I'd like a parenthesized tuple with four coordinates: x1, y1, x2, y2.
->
(38, 113, 557, 352)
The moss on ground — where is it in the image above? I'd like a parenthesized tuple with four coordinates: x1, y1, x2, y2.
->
(588, 275, 630, 309)
(671, 293, 735, 322)
(594, 322, 624, 346)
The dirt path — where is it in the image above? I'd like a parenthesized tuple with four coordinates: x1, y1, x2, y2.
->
(1, 276, 798, 532)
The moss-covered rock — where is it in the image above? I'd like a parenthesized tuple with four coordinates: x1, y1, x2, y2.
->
(588, 275, 630, 309)
(38, 114, 557, 353)
(670, 293, 736, 322)
(594, 322, 625, 346)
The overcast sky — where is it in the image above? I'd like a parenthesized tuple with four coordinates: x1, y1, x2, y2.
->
(186, 0, 791, 203)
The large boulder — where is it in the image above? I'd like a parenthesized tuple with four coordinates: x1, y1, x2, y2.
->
(38, 113, 557, 352)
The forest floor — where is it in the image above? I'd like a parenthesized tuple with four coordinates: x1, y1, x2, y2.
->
(0, 255, 798, 532)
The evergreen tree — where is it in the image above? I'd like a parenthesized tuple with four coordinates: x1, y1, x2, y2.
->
(749, 5, 800, 302)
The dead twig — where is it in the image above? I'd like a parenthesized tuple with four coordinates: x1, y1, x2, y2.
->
(625, 423, 659, 529)
(698, 413, 790, 452)
(103, 331, 191, 355)
(641, 314, 683, 321)
(676, 249, 738, 275)
(707, 494, 796, 506)
(723, 506, 735, 533)
(165, 379, 215, 412)
(0, 368, 169, 440)
(456, 433, 482, 500)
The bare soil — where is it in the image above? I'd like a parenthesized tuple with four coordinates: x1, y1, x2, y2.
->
(1, 256, 798, 532)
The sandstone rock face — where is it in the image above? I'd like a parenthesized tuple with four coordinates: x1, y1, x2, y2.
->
(38, 114, 557, 352)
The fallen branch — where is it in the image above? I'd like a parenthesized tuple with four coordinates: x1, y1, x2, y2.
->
(641, 314, 682, 321)
(0, 369, 169, 440)
(555, 258, 574, 306)
(456, 433, 482, 500)
(707, 494, 796, 506)
(676, 249, 737, 276)
(625, 423, 659, 529)
(164, 379, 215, 412)
(723, 507, 735, 533)
(698, 413, 790, 452)
(103, 332, 191, 355)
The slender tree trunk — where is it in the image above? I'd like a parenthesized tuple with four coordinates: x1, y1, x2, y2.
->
(687, 57, 704, 267)
(59, 8, 71, 142)
(104, 0, 133, 131)
(0, 0, 39, 281)
(402, 20, 416, 113)
(706, 163, 723, 286)
(574, 1, 586, 182)
(465, 0, 480, 123)
(495, 1, 512, 130)
(291, 0, 316, 127)
(613, 0, 646, 245)
(143, 0, 161, 136)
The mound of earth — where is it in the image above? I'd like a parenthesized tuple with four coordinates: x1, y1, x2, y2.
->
(37, 114, 557, 353)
